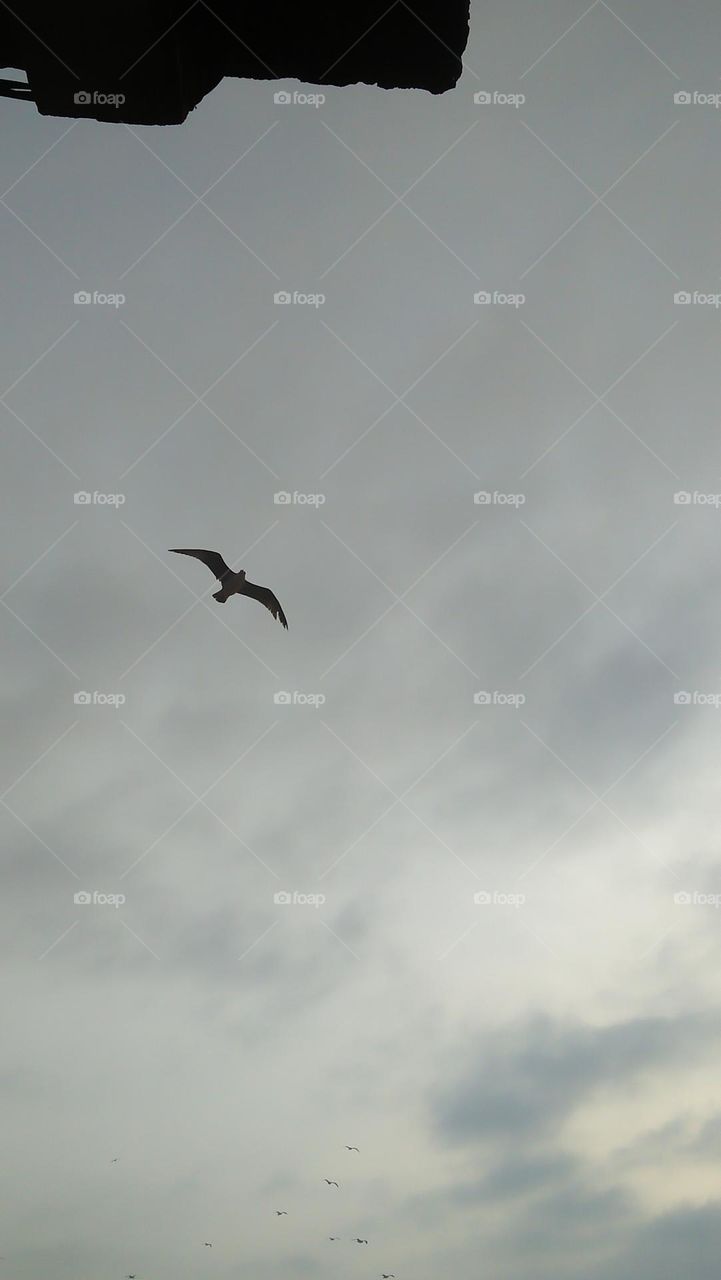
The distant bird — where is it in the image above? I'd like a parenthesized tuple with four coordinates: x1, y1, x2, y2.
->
(329, 1237, 340, 1241)
(324, 1179, 339, 1187)
(125, 1274, 136, 1278)
(355, 1238, 368, 1244)
(110, 1157, 119, 1163)
(169, 549, 288, 628)
(345, 1145, 359, 1151)
(275, 1210, 287, 1216)
(382, 1274, 395, 1277)
(203, 1242, 212, 1247)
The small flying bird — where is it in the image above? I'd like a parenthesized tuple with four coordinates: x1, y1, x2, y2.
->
(355, 1238, 368, 1244)
(329, 1237, 340, 1241)
(345, 1145, 359, 1151)
(203, 1242, 212, 1247)
(169, 549, 288, 628)
(275, 1210, 288, 1216)
(382, 1274, 395, 1277)
(324, 1179, 339, 1187)
(125, 1274, 136, 1277)
(110, 1157, 119, 1163)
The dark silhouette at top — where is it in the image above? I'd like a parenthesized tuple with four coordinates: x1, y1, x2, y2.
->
(1, 2, 470, 124)
(170, 549, 288, 629)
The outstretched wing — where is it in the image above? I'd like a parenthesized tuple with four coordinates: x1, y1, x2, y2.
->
(243, 579, 288, 629)
(169, 548, 231, 582)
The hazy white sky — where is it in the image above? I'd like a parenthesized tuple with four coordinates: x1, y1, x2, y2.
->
(4, 3, 721, 1277)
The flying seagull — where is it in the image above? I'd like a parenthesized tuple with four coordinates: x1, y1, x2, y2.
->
(355, 1238, 368, 1244)
(324, 1179, 339, 1187)
(203, 1242, 212, 1247)
(169, 549, 288, 628)
(275, 1210, 288, 1216)
(345, 1145, 359, 1151)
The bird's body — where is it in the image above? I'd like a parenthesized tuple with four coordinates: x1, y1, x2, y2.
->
(345, 1145, 359, 1151)
(169, 549, 288, 629)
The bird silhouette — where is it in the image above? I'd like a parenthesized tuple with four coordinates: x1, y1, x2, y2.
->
(275, 1210, 288, 1216)
(345, 1145, 359, 1151)
(324, 1179, 339, 1187)
(203, 1242, 212, 1247)
(382, 1274, 395, 1277)
(329, 1236, 340, 1241)
(355, 1238, 368, 1244)
(169, 549, 288, 628)
(110, 1157, 119, 1163)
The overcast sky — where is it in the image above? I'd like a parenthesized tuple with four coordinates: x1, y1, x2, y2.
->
(3, 2, 721, 1277)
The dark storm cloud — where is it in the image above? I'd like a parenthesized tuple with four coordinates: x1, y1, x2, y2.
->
(431, 1012, 721, 1143)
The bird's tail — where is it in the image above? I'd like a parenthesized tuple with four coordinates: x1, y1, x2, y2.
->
(213, 588, 228, 603)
